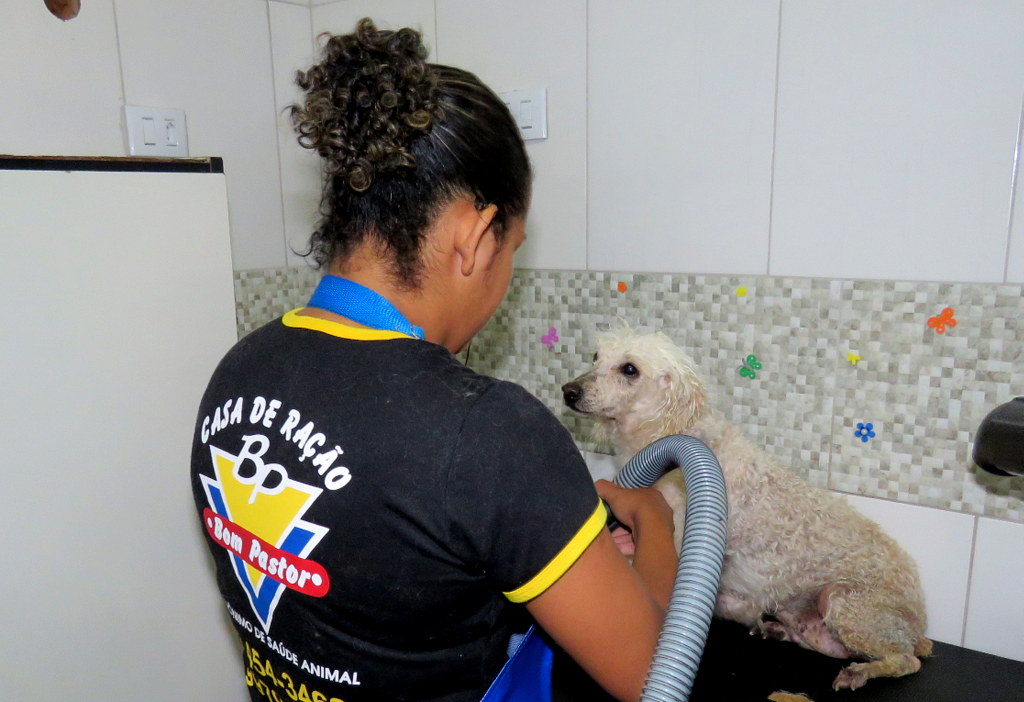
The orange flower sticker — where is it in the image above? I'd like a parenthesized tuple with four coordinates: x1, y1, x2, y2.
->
(927, 307, 956, 334)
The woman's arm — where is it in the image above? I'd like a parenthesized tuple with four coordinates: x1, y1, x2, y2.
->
(595, 480, 678, 610)
(525, 481, 677, 702)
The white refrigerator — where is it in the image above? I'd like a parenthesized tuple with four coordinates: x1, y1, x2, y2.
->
(1, 157, 246, 701)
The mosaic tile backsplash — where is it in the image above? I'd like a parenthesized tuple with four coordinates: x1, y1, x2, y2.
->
(235, 267, 1024, 523)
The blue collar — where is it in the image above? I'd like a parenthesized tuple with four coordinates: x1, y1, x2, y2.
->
(306, 275, 425, 340)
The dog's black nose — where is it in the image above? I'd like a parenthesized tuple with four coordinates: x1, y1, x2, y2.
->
(562, 382, 581, 408)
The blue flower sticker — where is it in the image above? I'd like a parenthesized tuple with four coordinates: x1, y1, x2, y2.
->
(854, 422, 876, 443)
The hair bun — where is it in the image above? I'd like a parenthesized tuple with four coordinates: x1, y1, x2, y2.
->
(291, 18, 438, 192)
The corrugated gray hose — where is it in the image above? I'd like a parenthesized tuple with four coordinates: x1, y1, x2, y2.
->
(614, 434, 728, 702)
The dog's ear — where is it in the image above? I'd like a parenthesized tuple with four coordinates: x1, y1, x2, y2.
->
(658, 365, 706, 431)
(683, 371, 707, 426)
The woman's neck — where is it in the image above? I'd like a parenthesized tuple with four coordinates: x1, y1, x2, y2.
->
(315, 200, 510, 354)
(321, 257, 453, 349)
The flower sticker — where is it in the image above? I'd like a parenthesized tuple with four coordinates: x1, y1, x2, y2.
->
(541, 327, 559, 350)
(854, 422, 876, 443)
(735, 286, 748, 298)
(738, 354, 762, 379)
(847, 351, 861, 365)
(617, 282, 628, 293)
(927, 307, 956, 334)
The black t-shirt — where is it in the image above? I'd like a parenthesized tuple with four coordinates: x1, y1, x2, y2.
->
(191, 311, 604, 702)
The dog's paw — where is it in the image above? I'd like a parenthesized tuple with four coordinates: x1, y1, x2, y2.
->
(832, 663, 869, 691)
(769, 693, 815, 702)
(755, 619, 792, 642)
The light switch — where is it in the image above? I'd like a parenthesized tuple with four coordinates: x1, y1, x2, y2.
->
(165, 120, 179, 148)
(124, 105, 190, 157)
(499, 88, 548, 141)
(141, 117, 158, 146)
(518, 100, 534, 130)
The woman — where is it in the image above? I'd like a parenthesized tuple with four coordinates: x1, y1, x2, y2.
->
(191, 19, 676, 702)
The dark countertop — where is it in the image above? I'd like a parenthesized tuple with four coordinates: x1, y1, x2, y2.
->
(553, 619, 1024, 702)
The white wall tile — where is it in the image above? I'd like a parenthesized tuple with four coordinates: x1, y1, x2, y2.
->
(965, 517, 1024, 661)
(269, 2, 322, 268)
(116, 0, 286, 271)
(840, 494, 975, 646)
(587, 0, 779, 275)
(771, 1, 1024, 283)
(0, 1, 124, 157)
(436, 0, 588, 271)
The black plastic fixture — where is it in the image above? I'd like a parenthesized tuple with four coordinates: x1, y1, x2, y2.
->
(973, 397, 1024, 477)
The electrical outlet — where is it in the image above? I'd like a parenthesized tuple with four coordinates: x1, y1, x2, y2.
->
(499, 88, 548, 141)
(124, 105, 189, 157)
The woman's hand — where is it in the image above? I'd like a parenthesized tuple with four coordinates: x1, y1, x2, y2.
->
(596, 480, 675, 560)
(608, 524, 636, 557)
(595, 480, 674, 536)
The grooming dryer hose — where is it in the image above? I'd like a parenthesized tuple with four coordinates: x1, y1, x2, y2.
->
(615, 435, 728, 702)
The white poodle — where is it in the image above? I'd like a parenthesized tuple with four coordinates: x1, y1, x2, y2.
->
(562, 326, 932, 691)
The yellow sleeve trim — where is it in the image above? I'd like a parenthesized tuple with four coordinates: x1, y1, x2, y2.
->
(503, 500, 608, 603)
(282, 308, 415, 341)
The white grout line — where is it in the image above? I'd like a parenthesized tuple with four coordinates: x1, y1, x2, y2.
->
(584, 0, 590, 272)
(959, 515, 981, 647)
(1002, 90, 1024, 283)
(431, 0, 439, 62)
(111, 0, 129, 136)
(265, 1, 292, 269)
(765, 0, 784, 277)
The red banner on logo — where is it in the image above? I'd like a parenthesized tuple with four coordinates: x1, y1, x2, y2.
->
(203, 508, 330, 598)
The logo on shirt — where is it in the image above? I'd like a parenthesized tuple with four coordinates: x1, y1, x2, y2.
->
(200, 434, 330, 632)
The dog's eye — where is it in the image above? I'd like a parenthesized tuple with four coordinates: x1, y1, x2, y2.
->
(592, 352, 598, 362)
(620, 363, 639, 377)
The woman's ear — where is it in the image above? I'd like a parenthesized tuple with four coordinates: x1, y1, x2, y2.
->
(453, 203, 498, 277)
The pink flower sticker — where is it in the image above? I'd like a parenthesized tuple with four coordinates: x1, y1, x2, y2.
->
(541, 327, 559, 350)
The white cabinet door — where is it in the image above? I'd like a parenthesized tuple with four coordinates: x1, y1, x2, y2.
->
(0, 165, 246, 702)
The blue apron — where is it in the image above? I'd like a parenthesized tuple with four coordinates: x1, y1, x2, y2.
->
(306, 276, 554, 701)
(481, 627, 554, 702)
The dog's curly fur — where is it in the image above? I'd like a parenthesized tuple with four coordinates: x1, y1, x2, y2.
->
(563, 327, 932, 691)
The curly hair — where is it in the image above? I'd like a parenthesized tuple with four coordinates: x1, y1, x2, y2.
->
(290, 18, 531, 287)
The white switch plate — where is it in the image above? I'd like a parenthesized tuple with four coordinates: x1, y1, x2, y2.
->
(499, 88, 547, 141)
(124, 105, 189, 157)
